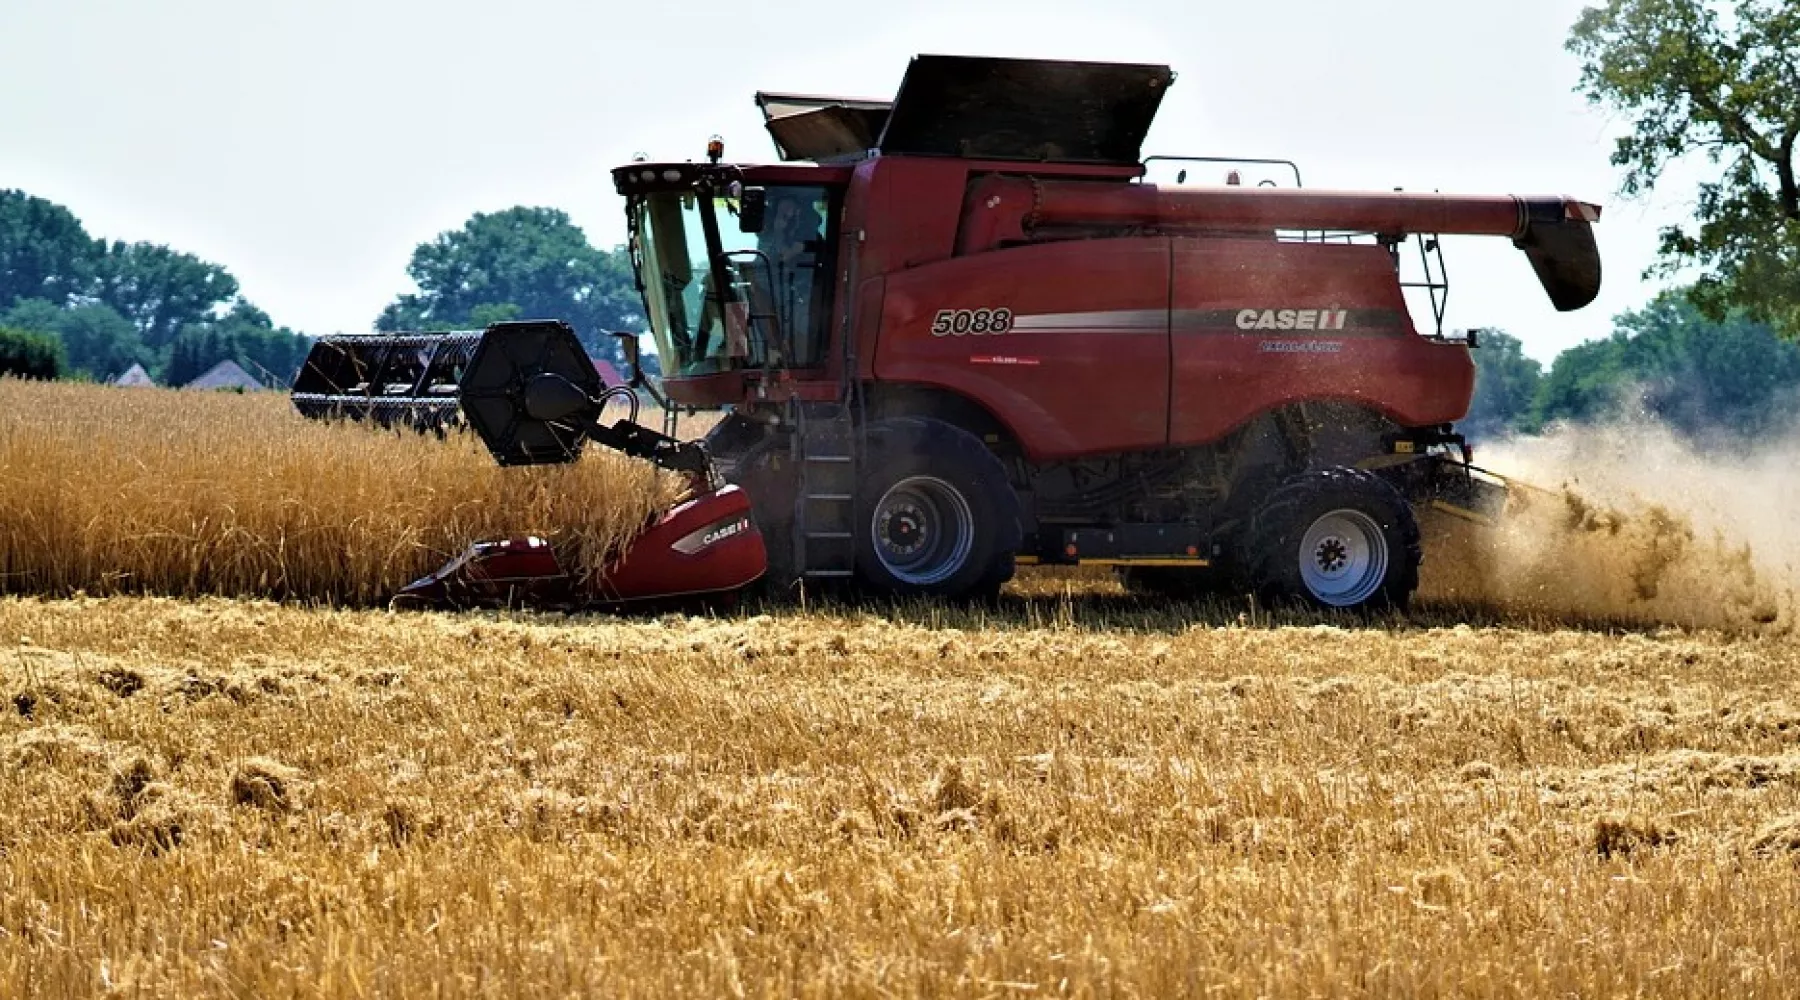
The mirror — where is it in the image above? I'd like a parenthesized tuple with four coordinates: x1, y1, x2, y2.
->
(738, 186, 766, 233)
(612, 331, 643, 387)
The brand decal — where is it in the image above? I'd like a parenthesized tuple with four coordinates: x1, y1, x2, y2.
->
(703, 518, 750, 546)
(1235, 308, 1350, 331)
(931, 308, 1012, 336)
(671, 515, 752, 556)
(1259, 340, 1343, 354)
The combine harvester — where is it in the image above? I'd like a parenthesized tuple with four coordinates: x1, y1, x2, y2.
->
(293, 55, 1601, 613)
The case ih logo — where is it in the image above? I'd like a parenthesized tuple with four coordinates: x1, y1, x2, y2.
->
(1235, 308, 1350, 331)
(671, 516, 752, 556)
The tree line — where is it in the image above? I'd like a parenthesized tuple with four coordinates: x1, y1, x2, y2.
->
(1464, 291, 1800, 443)
(0, 192, 641, 387)
(0, 189, 312, 385)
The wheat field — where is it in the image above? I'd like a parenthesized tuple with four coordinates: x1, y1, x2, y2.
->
(0, 379, 690, 604)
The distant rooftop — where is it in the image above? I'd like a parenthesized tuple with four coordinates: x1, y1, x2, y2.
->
(183, 359, 266, 391)
(113, 363, 154, 387)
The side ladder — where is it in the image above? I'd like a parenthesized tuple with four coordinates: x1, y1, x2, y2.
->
(791, 400, 858, 582)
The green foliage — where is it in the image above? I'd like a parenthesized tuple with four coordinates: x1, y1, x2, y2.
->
(1463, 330, 1544, 441)
(0, 190, 101, 310)
(0, 189, 309, 385)
(378, 207, 642, 363)
(466, 302, 523, 327)
(166, 300, 313, 388)
(0, 325, 64, 379)
(1530, 289, 1800, 435)
(1, 298, 147, 381)
(1567, 0, 1800, 336)
(92, 241, 240, 349)
(164, 326, 223, 387)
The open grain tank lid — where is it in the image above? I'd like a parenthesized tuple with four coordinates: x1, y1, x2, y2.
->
(755, 91, 892, 162)
(875, 54, 1173, 165)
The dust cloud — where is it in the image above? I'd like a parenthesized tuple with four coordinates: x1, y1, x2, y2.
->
(1416, 415, 1800, 633)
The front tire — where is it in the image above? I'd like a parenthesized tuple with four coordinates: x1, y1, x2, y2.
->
(852, 417, 1020, 600)
(1245, 466, 1420, 612)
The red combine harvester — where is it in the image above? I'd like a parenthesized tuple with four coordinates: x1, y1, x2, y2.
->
(292, 55, 1601, 613)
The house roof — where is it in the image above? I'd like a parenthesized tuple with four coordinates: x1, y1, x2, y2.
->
(183, 359, 266, 391)
(113, 363, 154, 387)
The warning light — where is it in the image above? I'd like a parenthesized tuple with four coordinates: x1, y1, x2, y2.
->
(1065, 544, 1078, 558)
(706, 135, 724, 163)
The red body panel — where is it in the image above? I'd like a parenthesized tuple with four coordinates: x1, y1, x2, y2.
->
(851, 159, 1489, 460)
(1168, 238, 1473, 444)
(874, 238, 1171, 460)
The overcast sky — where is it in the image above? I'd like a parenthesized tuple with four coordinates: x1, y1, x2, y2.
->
(1, 0, 1705, 362)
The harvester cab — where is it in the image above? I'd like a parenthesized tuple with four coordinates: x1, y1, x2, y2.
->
(293, 53, 1603, 614)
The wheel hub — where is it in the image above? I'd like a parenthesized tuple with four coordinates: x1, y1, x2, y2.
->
(870, 476, 976, 587)
(1296, 508, 1390, 606)
(881, 503, 928, 556)
(1314, 536, 1350, 574)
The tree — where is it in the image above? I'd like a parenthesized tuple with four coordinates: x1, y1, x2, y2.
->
(92, 240, 240, 349)
(1461, 329, 1544, 440)
(164, 326, 229, 387)
(167, 298, 313, 387)
(1530, 287, 1800, 435)
(0, 326, 64, 380)
(2, 297, 147, 381)
(0, 189, 101, 310)
(378, 207, 642, 363)
(1567, 0, 1800, 335)
(1529, 336, 1634, 429)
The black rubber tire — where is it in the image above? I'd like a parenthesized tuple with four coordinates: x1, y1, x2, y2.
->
(851, 417, 1020, 600)
(1243, 466, 1421, 613)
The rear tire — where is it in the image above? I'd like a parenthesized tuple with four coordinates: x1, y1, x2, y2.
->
(852, 417, 1020, 600)
(1244, 466, 1420, 612)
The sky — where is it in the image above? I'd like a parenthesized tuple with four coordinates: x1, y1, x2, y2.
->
(0, 0, 1709, 364)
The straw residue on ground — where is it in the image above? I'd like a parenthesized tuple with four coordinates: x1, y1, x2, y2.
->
(4, 595, 1800, 997)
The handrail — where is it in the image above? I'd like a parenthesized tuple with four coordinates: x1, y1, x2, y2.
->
(1142, 155, 1303, 188)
